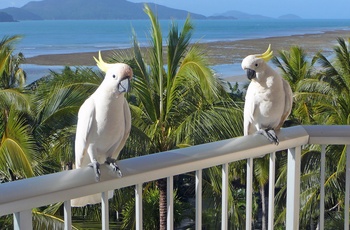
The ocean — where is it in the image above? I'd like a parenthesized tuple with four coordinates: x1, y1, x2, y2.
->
(1, 19, 350, 84)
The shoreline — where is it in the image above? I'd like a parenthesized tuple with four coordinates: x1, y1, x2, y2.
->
(25, 29, 350, 67)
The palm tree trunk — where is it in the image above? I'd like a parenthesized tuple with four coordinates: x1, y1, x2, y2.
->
(260, 185, 267, 230)
(158, 178, 167, 230)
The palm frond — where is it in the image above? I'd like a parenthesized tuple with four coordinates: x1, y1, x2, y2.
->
(0, 108, 36, 179)
(33, 210, 79, 230)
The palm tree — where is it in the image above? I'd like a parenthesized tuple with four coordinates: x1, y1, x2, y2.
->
(28, 66, 102, 171)
(272, 45, 317, 124)
(274, 38, 350, 229)
(303, 37, 350, 228)
(313, 37, 350, 125)
(0, 35, 36, 181)
(111, 5, 243, 229)
(0, 35, 40, 228)
(0, 35, 25, 86)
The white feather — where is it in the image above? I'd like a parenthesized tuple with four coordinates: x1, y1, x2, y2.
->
(71, 63, 132, 207)
(242, 54, 293, 137)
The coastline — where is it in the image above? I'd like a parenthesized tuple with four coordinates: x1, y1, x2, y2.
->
(25, 29, 350, 67)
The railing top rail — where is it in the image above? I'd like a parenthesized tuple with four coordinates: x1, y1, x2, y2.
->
(0, 125, 349, 216)
(303, 125, 350, 144)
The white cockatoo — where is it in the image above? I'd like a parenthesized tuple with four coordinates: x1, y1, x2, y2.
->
(71, 52, 132, 207)
(242, 45, 293, 145)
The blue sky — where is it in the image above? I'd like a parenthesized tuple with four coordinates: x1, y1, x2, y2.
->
(1, 0, 349, 19)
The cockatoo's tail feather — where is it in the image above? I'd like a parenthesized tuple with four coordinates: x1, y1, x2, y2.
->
(256, 44, 273, 62)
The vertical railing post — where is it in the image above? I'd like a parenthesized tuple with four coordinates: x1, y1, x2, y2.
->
(222, 163, 229, 230)
(167, 176, 174, 230)
(246, 158, 253, 230)
(14, 210, 32, 230)
(135, 183, 143, 230)
(286, 146, 301, 230)
(268, 152, 276, 230)
(319, 145, 326, 230)
(345, 145, 350, 230)
(64, 200, 72, 230)
(196, 169, 202, 230)
(101, 191, 109, 230)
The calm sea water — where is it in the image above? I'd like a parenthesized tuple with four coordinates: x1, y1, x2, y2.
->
(1, 19, 350, 83)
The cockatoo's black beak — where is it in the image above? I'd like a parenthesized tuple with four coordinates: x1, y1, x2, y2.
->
(118, 78, 131, 93)
(246, 69, 256, 80)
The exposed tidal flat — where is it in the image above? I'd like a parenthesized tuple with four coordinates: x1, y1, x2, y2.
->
(24, 29, 350, 84)
(3, 19, 347, 84)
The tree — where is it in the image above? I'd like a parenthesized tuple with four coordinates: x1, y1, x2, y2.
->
(302, 37, 350, 228)
(274, 38, 350, 229)
(313, 38, 350, 125)
(111, 5, 243, 229)
(0, 35, 36, 181)
(29, 67, 102, 171)
(0, 35, 24, 84)
(272, 46, 317, 125)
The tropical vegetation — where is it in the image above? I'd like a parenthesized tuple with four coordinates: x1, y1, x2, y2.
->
(1, 5, 350, 229)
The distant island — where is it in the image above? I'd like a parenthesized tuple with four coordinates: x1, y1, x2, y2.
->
(278, 14, 302, 19)
(0, 12, 16, 22)
(213, 10, 273, 20)
(0, 0, 300, 21)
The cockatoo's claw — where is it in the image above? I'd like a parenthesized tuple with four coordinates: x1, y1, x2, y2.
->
(257, 129, 279, 145)
(116, 168, 123, 177)
(105, 157, 123, 177)
(88, 161, 101, 182)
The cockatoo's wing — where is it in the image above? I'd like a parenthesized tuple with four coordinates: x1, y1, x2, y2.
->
(114, 99, 131, 155)
(72, 98, 102, 207)
(243, 86, 256, 136)
(75, 98, 95, 168)
(105, 98, 131, 158)
(277, 78, 293, 129)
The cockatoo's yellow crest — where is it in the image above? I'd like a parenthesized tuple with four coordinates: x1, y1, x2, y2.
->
(93, 51, 113, 73)
(257, 44, 273, 62)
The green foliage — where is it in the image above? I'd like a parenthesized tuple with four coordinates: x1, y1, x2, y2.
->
(0, 35, 35, 181)
(273, 38, 350, 229)
(0, 35, 26, 89)
(121, 188, 186, 229)
(29, 66, 102, 171)
(33, 210, 79, 230)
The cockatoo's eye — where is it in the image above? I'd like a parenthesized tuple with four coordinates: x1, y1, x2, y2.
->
(255, 63, 259, 67)
(112, 75, 116, 78)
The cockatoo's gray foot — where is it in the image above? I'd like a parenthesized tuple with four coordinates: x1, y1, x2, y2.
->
(257, 128, 279, 145)
(88, 160, 101, 182)
(105, 157, 122, 177)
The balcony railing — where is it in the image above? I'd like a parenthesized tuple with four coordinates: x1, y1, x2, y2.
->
(1, 125, 350, 230)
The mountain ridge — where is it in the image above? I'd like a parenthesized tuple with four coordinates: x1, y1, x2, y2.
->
(0, 0, 300, 21)
(1, 0, 208, 20)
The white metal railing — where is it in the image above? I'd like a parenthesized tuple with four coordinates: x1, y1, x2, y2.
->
(1, 125, 350, 230)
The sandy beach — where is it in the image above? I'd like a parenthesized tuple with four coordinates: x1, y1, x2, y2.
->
(24, 29, 349, 84)
(25, 30, 349, 67)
